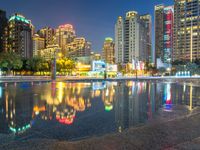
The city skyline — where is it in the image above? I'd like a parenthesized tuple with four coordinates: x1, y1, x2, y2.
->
(0, 0, 173, 52)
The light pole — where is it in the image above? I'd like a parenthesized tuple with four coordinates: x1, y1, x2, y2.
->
(51, 50, 57, 81)
(134, 58, 138, 80)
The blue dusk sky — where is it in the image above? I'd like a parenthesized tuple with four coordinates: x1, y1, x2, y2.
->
(0, 0, 173, 53)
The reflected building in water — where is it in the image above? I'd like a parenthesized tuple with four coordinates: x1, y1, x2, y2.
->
(0, 84, 33, 134)
(0, 81, 200, 136)
(114, 81, 150, 132)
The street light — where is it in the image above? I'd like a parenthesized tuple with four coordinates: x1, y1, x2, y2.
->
(134, 58, 138, 80)
(51, 49, 58, 81)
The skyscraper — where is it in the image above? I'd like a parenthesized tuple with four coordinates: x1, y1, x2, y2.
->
(115, 16, 124, 64)
(155, 4, 164, 64)
(102, 37, 115, 64)
(163, 6, 174, 64)
(155, 5, 174, 65)
(8, 13, 33, 58)
(115, 11, 150, 64)
(124, 11, 139, 63)
(173, 0, 200, 62)
(0, 9, 7, 52)
(140, 14, 152, 63)
(38, 27, 55, 48)
(55, 24, 75, 54)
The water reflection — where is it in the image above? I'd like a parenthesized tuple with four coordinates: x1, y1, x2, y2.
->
(0, 81, 200, 139)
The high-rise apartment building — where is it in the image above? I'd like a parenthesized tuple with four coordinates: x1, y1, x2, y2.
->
(173, 0, 200, 62)
(155, 4, 164, 63)
(8, 13, 33, 58)
(65, 37, 91, 58)
(115, 11, 150, 64)
(124, 11, 139, 63)
(115, 16, 124, 64)
(155, 5, 174, 65)
(140, 14, 152, 63)
(102, 37, 115, 64)
(55, 24, 75, 54)
(32, 34, 45, 56)
(38, 27, 55, 47)
(0, 10, 7, 52)
(163, 6, 174, 64)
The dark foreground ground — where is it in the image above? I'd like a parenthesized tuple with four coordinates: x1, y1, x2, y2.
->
(1, 112, 200, 150)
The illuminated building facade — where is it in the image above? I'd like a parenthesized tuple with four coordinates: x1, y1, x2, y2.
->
(115, 16, 124, 64)
(32, 34, 45, 56)
(8, 13, 33, 58)
(65, 37, 91, 58)
(115, 11, 150, 64)
(155, 4, 164, 64)
(38, 44, 61, 60)
(38, 27, 55, 48)
(102, 37, 115, 64)
(124, 11, 140, 63)
(140, 14, 152, 63)
(0, 9, 7, 52)
(91, 52, 101, 61)
(163, 6, 174, 64)
(155, 5, 174, 65)
(173, 0, 200, 61)
(56, 24, 75, 53)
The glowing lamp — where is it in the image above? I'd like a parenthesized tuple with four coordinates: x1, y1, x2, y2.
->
(105, 105, 113, 111)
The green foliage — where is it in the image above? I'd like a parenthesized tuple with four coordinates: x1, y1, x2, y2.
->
(158, 67, 166, 75)
(186, 62, 199, 75)
(174, 62, 200, 75)
(0, 51, 23, 74)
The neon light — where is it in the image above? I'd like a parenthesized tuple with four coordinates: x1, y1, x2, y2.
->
(105, 105, 113, 111)
(59, 24, 73, 29)
(9, 15, 30, 24)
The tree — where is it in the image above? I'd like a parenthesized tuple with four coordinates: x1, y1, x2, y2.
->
(26, 56, 44, 74)
(158, 67, 166, 75)
(175, 64, 185, 72)
(186, 62, 198, 75)
(56, 57, 75, 75)
(0, 52, 23, 75)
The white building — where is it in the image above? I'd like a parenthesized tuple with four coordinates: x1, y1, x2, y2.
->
(32, 34, 45, 56)
(115, 11, 150, 64)
(115, 16, 124, 64)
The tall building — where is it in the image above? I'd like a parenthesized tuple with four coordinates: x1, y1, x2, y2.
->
(140, 14, 152, 63)
(115, 16, 124, 64)
(65, 37, 91, 58)
(124, 11, 140, 63)
(155, 5, 174, 65)
(102, 37, 115, 64)
(115, 11, 150, 64)
(55, 24, 75, 54)
(38, 27, 55, 47)
(0, 10, 7, 52)
(173, 0, 200, 62)
(155, 4, 164, 64)
(8, 13, 33, 58)
(163, 6, 174, 64)
(32, 34, 45, 56)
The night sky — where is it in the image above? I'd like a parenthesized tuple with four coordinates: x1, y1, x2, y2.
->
(0, 0, 173, 53)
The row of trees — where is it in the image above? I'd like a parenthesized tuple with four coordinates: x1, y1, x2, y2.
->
(0, 52, 76, 75)
(173, 62, 200, 75)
